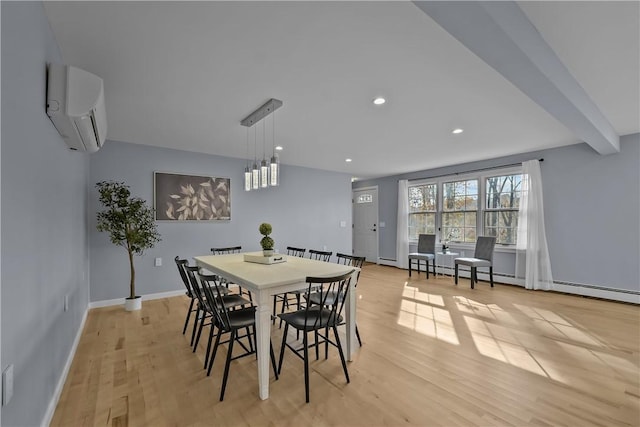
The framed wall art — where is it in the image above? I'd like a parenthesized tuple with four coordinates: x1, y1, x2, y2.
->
(154, 172, 230, 221)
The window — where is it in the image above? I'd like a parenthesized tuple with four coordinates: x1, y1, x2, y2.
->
(356, 193, 373, 203)
(442, 179, 477, 243)
(485, 174, 521, 244)
(406, 167, 523, 246)
(408, 183, 437, 240)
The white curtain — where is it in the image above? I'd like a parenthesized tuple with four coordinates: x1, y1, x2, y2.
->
(396, 180, 409, 269)
(516, 160, 554, 290)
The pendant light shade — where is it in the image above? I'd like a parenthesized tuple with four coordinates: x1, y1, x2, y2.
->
(240, 98, 283, 192)
(244, 166, 252, 192)
(270, 154, 279, 187)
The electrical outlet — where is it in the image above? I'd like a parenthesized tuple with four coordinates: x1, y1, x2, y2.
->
(340, 221, 347, 228)
(154, 257, 162, 267)
(3, 364, 14, 405)
(323, 245, 327, 251)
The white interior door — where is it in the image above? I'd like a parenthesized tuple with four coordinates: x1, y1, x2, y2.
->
(353, 187, 378, 263)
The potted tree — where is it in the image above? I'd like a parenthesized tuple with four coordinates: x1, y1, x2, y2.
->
(96, 181, 161, 311)
(259, 222, 274, 256)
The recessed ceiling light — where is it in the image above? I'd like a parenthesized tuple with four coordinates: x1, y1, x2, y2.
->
(345, 158, 352, 163)
(275, 146, 283, 151)
(372, 97, 386, 105)
(452, 128, 464, 134)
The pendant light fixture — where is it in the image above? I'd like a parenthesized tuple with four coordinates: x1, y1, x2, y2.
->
(270, 106, 279, 187)
(241, 98, 283, 191)
(244, 127, 251, 192)
(260, 120, 269, 188)
(252, 125, 259, 190)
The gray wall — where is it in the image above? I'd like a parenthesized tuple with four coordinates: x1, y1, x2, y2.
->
(89, 141, 353, 302)
(1, 2, 90, 426)
(354, 135, 640, 292)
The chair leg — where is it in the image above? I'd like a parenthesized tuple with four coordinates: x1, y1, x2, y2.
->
(426, 260, 430, 279)
(315, 331, 320, 361)
(303, 331, 310, 403)
(220, 329, 236, 401)
(194, 315, 206, 352)
(204, 322, 216, 369)
(356, 324, 362, 347)
(325, 326, 330, 359)
(270, 341, 279, 380)
(183, 298, 195, 334)
(190, 307, 200, 346)
(207, 327, 223, 376)
(277, 324, 289, 375)
(490, 266, 494, 287)
(408, 258, 412, 277)
(454, 264, 459, 285)
(432, 260, 436, 277)
(332, 325, 350, 384)
(470, 267, 475, 289)
(272, 296, 277, 325)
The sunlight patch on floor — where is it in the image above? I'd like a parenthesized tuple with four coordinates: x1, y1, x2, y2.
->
(454, 296, 517, 325)
(402, 285, 445, 307)
(397, 299, 459, 345)
(464, 315, 548, 377)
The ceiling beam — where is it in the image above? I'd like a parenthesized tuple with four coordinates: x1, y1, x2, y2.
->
(413, 1, 620, 155)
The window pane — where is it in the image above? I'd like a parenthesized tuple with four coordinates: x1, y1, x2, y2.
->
(485, 211, 498, 228)
(409, 213, 436, 240)
(464, 212, 476, 227)
(464, 228, 476, 242)
(483, 210, 518, 245)
(409, 184, 437, 212)
(486, 174, 522, 210)
(465, 195, 478, 210)
(466, 180, 478, 195)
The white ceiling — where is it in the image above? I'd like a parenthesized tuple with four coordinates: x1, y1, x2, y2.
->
(43, 1, 639, 179)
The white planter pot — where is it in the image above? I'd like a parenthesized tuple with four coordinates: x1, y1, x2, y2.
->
(125, 296, 142, 311)
(263, 250, 274, 257)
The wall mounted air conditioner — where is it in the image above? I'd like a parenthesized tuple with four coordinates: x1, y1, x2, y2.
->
(46, 63, 107, 153)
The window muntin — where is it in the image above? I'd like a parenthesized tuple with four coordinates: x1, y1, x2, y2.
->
(408, 184, 437, 240)
(484, 174, 521, 245)
(442, 179, 477, 243)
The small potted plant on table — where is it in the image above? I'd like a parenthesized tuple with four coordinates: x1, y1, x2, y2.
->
(259, 222, 274, 257)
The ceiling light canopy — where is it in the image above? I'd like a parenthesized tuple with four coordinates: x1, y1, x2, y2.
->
(345, 158, 352, 163)
(372, 97, 386, 105)
(452, 128, 464, 134)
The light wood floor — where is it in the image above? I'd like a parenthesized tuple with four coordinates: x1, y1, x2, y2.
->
(51, 265, 640, 426)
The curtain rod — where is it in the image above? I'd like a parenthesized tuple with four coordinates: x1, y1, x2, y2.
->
(408, 158, 544, 182)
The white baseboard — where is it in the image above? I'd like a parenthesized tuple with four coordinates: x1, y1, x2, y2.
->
(41, 306, 89, 427)
(88, 289, 185, 309)
(405, 265, 638, 304)
(377, 258, 398, 267)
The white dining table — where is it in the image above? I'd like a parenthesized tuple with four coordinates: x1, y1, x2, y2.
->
(194, 252, 359, 400)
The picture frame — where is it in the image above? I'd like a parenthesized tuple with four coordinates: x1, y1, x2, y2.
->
(154, 172, 231, 221)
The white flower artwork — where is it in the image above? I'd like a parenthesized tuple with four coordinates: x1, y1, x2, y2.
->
(154, 172, 230, 221)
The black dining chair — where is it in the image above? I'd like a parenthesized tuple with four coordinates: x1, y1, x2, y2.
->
(174, 256, 200, 343)
(277, 270, 355, 403)
(408, 234, 436, 278)
(272, 247, 307, 324)
(305, 253, 364, 351)
(211, 245, 252, 300)
(176, 258, 229, 348)
(193, 271, 253, 370)
(454, 236, 496, 289)
(198, 272, 279, 401)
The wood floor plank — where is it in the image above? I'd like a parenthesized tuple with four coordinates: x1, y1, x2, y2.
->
(51, 264, 640, 426)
